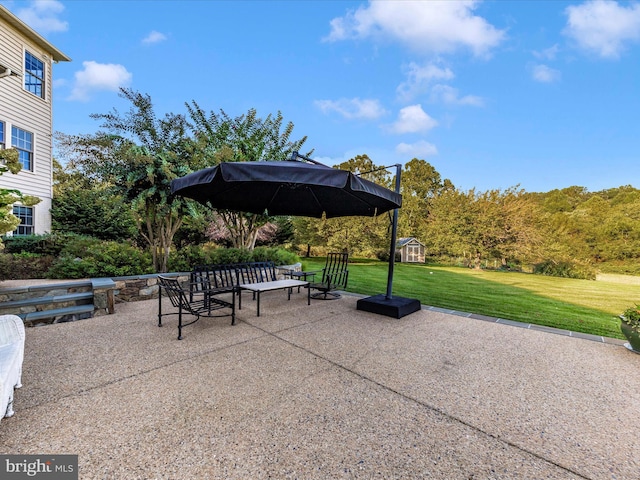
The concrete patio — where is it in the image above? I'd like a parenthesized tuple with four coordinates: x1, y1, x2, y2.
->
(1, 291, 639, 479)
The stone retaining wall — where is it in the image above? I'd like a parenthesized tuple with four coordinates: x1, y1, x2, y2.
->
(0, 263, 302, 325)
(112, 274, 188, 303)
(111, 263, 300, 303)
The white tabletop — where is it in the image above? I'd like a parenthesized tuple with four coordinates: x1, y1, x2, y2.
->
(239, 279, 308, 292)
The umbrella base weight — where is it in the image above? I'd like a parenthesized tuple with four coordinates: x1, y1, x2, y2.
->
(357, 294, 421, 319)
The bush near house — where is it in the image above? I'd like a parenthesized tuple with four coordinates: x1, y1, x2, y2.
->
(0, 233, 299, 280)
(0, 252, 56, 280)
(168, 245, 299, 272)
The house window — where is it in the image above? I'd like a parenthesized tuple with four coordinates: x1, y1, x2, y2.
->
(25, 51, 45, 98)
(0, 120, 4, 149)
(13, 206, 34, 235)
(11, 126, 33, 171)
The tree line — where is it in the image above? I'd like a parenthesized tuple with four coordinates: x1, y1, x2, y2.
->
(52, 89, 640, 277)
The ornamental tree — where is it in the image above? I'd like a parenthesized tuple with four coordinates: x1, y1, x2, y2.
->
(55, 88, 196, 272)
(0, 148, 40, 237)
(186, 103, 311, 249)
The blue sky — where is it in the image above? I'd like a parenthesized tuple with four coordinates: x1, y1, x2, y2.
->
(3, 0, 640, 193)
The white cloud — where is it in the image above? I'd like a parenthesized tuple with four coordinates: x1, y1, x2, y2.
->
(564, 0, 640, 58)
(396, 140, 438, 157)
(397, 62, 455, 101)
(389, 105, 438, 134)
(16, 0, 68, 34)
(532, 64, 561, 83)
(142, 30, 167, 45)
(325, 0, 506, 57)
(68, 61, 132, 102)
(314, 98, 387, 120)
(430, 84, 484, 106)
(532, 44, 560, 60)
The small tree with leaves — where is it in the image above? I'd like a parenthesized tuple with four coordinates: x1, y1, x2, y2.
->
(55, 88, 196, 272)
(0, 148, 40, 237)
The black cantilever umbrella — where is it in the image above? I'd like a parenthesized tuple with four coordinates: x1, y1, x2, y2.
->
(170, 159, 401, 218)
(171, 155, 420, 318)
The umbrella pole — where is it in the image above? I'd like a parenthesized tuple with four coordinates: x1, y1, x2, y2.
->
(357, 163, 421, 318)
(385, 165, 401, 300)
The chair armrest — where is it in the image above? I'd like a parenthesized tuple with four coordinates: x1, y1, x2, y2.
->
(325, 270, 348, 286)
(184, 281, 235, 293)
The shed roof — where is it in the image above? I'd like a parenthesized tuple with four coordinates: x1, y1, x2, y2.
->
(396, 237, 425, 248)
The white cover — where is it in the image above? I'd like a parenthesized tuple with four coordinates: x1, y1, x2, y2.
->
(0, 314, 25, 420)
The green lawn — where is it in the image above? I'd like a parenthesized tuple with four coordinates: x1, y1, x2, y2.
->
(302, 258, 640, 339)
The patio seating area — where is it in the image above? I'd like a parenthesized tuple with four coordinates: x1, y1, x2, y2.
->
(0, 292, 639, 479)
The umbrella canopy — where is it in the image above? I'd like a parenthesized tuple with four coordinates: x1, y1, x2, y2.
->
(171, 160, 401, 218)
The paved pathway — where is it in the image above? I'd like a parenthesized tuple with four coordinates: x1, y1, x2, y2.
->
(1, 292, 638, 479)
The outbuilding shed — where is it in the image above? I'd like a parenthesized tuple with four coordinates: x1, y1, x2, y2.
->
(396, 237, 425, 263)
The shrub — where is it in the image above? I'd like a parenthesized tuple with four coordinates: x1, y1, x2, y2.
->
(1, 233, 89, 256)
(533, 260, 596, 280)
(58, 235, 104, 258)
(47, 241, 153, 279)
(168, 246, 300, 271)
(167, 245, 209, 272)
(251, 246, 299, 265)
(207, 248, 253, 265)
(51, 189, 137, 241)
(375, 250, 390, 262)
(0, 253, 55, 280)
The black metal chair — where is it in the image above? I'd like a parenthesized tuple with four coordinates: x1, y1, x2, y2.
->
(157, 275, 235, 340)
(307, 252, 349, 300)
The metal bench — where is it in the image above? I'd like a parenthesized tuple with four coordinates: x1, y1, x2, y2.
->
(190, 261, 310, 317)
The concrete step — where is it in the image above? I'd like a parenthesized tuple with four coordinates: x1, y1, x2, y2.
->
(0, 292, 94, 309)
(19, 304, 95, 322)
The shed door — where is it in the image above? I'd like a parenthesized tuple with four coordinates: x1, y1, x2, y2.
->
(407, 244, 420, 262)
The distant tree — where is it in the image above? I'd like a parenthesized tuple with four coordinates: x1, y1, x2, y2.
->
(293, 155, 392, 257)
(292, 215, 327, 257)
(427, 186, 543, 268)
(399, 158, 452, 239)
(426, 187, 476, 260)
(267, 217, 295, 246)
(479, 188, 543, 267)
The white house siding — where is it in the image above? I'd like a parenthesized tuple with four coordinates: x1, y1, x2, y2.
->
(0, 7, 69, 234)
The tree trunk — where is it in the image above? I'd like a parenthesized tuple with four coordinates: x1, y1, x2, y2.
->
(474, 251, 482, 270)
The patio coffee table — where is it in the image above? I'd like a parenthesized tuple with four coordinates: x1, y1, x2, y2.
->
(276, 269, 317, 293)
(238, 279, 310, 317)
